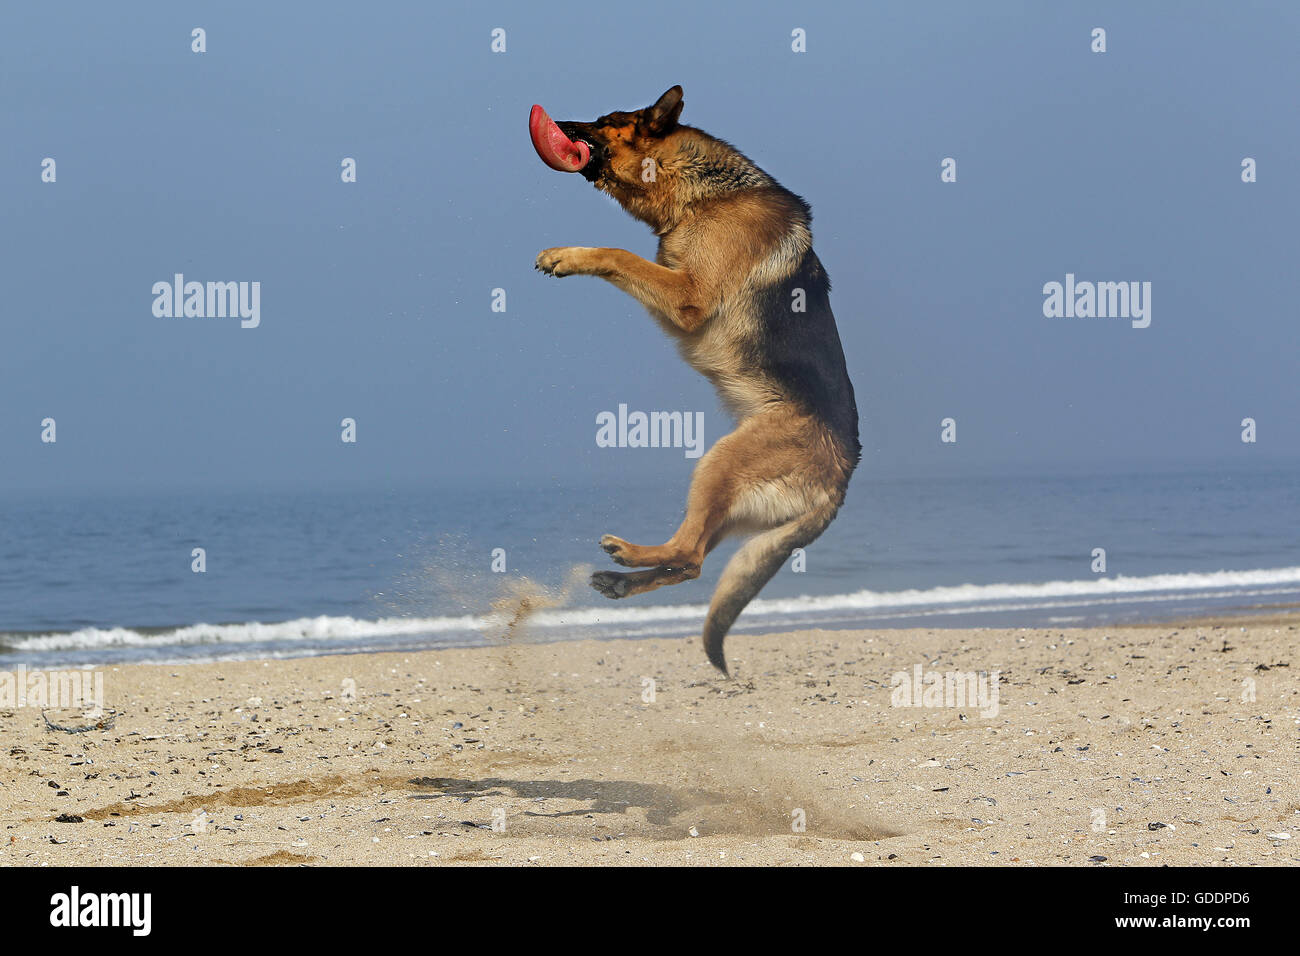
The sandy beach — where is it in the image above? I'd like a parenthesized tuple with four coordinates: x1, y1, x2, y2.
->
(3, 619, 1298, 866)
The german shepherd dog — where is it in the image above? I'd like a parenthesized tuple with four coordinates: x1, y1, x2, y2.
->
(532, 86, 860, 673)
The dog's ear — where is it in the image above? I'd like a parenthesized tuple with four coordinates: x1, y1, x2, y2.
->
(643, 85, 684, 135)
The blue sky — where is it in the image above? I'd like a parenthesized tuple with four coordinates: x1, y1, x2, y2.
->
(2, 0, 1296, 493)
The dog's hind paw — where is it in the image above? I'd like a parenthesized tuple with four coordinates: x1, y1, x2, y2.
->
(599, 534, 635, 566)
(590, 570, 631, 599)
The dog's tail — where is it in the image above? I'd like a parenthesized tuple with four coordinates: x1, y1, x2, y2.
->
(702, 502, 840, 674)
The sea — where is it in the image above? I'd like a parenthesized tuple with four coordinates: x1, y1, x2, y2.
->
(1, 464, 1296, 669)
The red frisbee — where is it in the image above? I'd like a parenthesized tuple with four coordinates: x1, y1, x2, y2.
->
(529, 104, 591, 172)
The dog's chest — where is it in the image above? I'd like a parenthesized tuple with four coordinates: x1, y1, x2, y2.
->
(656, 233, 778, 415)
(676, 303, 772, 417)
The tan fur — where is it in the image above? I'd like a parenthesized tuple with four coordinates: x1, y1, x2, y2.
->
(536, 86, 858, 672)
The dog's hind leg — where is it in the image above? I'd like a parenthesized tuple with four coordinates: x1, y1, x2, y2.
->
(598, 408, 815, 574)
(596, 408, 854, 672)
(590, 565, 699, 599)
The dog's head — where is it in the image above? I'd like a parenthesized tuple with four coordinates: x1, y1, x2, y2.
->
(531, 86, 686, 204)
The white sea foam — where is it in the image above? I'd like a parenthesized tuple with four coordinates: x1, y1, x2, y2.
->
(1, 614, 481, 653)
(4, 566, 1299, 655)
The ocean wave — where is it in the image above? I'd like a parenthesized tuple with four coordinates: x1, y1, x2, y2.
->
(737, 566, 1300, 618)
(0, 614, 481, 653)
(4, 565, 1299, 654)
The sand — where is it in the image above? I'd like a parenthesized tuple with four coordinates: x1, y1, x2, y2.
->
(2, 618, 1298, 866)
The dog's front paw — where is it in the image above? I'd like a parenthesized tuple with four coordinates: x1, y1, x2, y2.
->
(535, 246, 589, 278)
